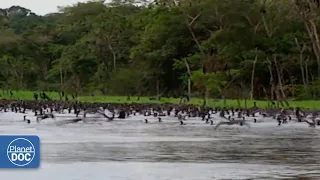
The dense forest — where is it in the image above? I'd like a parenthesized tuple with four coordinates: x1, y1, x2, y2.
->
(1, 0, 320, 102)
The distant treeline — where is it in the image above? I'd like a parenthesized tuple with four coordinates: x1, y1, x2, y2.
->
(1, 0, 320, 101)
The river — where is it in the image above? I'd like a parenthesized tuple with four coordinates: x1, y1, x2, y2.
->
(0, 111, 319, 179)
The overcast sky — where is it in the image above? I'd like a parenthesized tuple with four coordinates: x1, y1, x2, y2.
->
(0, 0, 91, 15)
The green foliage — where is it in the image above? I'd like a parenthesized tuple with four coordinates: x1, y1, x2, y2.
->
(192, 70, 228, 93)
(1, 0, 320, 100)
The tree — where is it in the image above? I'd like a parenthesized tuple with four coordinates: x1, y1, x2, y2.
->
(1, 0, 320, 102)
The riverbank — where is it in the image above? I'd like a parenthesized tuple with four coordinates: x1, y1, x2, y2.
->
(0, 90, 320, 109)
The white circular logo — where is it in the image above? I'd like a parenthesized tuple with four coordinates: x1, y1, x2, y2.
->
(7, 138, 36, 167)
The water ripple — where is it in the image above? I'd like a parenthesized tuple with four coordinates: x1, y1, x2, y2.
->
(1, 112, 320, 179)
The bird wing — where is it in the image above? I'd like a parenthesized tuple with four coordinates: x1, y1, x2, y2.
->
(56, 118, 82, 126)
(97, 111, 109, 118)
(214, 121, 224, 130)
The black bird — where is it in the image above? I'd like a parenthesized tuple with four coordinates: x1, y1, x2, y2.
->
(36, 113, 55, 122)
(23, 115, 31, 124)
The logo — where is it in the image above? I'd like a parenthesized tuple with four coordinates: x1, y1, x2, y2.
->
(0, 136, 40, 168)
(7, 138, 35, 166)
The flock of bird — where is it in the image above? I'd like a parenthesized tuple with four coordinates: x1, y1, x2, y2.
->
(1, 100, 320, 129)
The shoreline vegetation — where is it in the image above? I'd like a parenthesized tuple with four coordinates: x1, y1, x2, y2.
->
(1, 90, 320, 109)
(2, 1, 320, 109)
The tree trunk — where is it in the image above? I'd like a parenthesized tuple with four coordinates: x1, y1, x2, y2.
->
(267, 57, 274, 101)
(183, 58, 191, 100)
(273, 54, 287, 101)
(295, 2, 320, 96)
(250, 52, 258, 100)
(202, 91, 206, 107)
(184, 12, 210, 105)
(301, 56, 310, 97)
(59, 60, 64, 91)
(107, 36, 117, 72)
(303, 18, 320, 79)
(305, 57, 310, 85)
(295, 37, 310, 98)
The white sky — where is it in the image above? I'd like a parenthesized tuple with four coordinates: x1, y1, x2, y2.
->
(0, 0, 92, 15)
